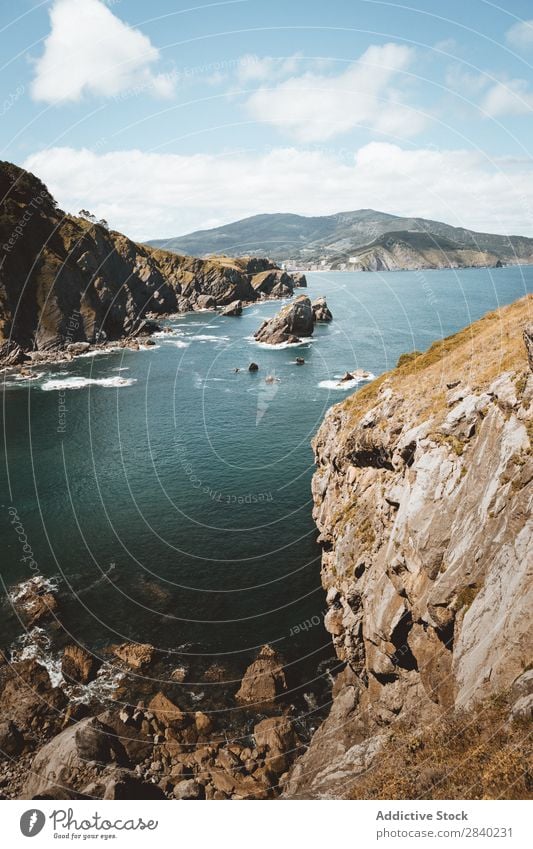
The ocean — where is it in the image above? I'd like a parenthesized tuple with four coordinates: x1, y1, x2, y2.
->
(1, 266, 532, 697)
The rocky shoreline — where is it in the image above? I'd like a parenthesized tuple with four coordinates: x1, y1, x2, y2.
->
(0, 576, 334, 800)
(0, 160, 306, 371)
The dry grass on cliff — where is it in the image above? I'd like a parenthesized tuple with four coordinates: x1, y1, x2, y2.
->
(342, 294, 533, 426)
(351, 696, 532, 800)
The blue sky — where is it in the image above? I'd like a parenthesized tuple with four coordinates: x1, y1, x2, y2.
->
(1, 0, 533, 239)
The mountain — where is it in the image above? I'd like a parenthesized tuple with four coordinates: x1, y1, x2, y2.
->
(148, 209, 533, 270)
(284, 296, 533, 798)
(0, 162, 303, 367)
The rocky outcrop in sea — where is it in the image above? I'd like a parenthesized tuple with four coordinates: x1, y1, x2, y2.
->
(254, 295, 332, 345)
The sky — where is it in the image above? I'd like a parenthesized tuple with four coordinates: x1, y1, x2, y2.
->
(1, 0, 533, 239)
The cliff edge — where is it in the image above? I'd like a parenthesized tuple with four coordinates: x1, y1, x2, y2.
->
(0, 161, 304, 366)
(284, 296, 533, 798)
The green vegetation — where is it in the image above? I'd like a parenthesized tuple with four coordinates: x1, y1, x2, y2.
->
(396, 350, 423, 368)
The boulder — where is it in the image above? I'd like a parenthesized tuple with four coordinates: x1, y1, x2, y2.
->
(253, 716, 300, 774)
(96, 710, 153, 765)
(511, 669, 533, 700)
(62, 645, 102, 685)
(221, 300, 243, 316)
(194, 711, 213, 735)
(113, 642, 155, 669)
(248, 362, 259, 372)
(0, 659, 67, 733)
(510, 694, 533, 722)
(148, 692, 186, 729)
(0, 720, 24, 757)
(292, 272, 307, 288)
(174, 779, 205, 800)
(22, 717, 112, 798)
(66, 341, 91, 354)
(11, 578, 59, 626)
(254, 295, 313, 345)
(311, 296, 333, 322)
(235, 645, 288, 710)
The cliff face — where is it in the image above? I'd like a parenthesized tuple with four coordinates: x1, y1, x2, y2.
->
(0, 161, 302, 365)
(284, 297, 533, 798)
(331, 231, 505, 272)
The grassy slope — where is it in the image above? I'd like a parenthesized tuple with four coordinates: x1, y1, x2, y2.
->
(340, 294, 533, 430)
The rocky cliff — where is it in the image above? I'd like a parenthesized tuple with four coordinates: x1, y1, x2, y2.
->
(331, 231, 505, 272)
(0, 161, 304, 366)
(283, 296, 533, 798)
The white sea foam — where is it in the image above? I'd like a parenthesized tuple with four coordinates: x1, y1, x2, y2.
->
(167, 340, 190, 348)
(2, 371, 46, 387)
(8, 574, 59, 604)
(41, 376, 137, 391)
(189, 334, 230, 343)
(318, 372, 375, 391)
(252, 336, 313, 350)
(11, 627, 64, 688)
(77, 346, 121, 358)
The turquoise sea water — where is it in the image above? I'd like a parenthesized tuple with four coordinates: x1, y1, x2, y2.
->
(1, 267, 532, 689)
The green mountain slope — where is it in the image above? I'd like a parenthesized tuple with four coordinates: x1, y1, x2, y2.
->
(148, 210, 533, 269)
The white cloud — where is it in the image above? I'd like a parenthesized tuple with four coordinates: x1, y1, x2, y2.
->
(243, 43, 427, 142)
(444, 64, 490, 97)
(236, 53, 304, 83)
(482, 78, 533, 116)
(31, 0, 175, 104)
(23, 142, 533, 240)
(506, 19, 533, 51)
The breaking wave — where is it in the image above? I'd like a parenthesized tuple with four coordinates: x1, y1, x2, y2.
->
(41, 376, 137, 391)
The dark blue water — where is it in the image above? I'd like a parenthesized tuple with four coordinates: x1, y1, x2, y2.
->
(1, 267, 532, 682)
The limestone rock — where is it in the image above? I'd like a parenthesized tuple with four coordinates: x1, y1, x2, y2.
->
(254, 295, 313, 345)
(62, 645, 101, 685)
(253, 716, 299, 774)
(113, 642, 155, 670)
(11, 578, 59, 626)
(510, 693, 533, 721)
(174, 779, 204, 799)
(22, 717, 111, 798)
(235, 645, 288, 710)
(221, 299, 243, 316)
(194, 711, 213, 735)
(311, 296, 333, 322)
(0, 659, 67, 734)
(148, 692, 186, 728)
(284, 295, 533, 799)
